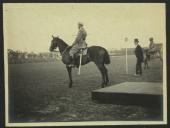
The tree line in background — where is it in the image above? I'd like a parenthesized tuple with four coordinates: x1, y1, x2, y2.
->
(7, 49, 61, 64)
(109, 48, 137, 56)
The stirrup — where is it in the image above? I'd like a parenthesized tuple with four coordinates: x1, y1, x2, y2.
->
(68, 64, 76, 68)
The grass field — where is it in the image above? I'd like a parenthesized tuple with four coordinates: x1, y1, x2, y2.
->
(8, 55, 163, 122)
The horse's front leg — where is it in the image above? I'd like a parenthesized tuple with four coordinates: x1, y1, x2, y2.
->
(66, 66, 73, 88)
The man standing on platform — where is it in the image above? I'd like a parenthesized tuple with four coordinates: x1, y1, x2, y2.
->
(134, 38, 143, 76)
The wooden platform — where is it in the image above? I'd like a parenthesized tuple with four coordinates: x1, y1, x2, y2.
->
(92, 82, 163, 107)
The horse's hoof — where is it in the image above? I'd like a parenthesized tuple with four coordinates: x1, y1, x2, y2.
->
(105, 81, 110, 86)
(69, 83, 73, 88)
(101, 83, 105, 88)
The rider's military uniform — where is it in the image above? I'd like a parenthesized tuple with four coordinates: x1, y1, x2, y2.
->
(149, 42, 156, 52)
(69, 25, 87, 57)
(148, 38, 157, 53)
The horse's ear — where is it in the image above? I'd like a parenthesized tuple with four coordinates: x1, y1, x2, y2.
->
(52, 35, 54, 39)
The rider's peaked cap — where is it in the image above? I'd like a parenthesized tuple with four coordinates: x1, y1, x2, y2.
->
(134, 38, 139, 42)
(78, 22, 83, 26)
(149, 37, 153, 41)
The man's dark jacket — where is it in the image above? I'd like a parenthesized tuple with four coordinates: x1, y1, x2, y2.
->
(135, 45, 143, 61)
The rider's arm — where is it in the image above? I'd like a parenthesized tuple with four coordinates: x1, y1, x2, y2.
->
(72, 30, 82, 45)
(75, 29, 83, 42)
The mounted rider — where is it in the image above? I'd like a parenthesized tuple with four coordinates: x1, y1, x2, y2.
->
(148, 37, 156, 53)
(69, 22, 87, 65)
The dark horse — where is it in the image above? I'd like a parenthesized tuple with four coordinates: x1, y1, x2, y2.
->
(49, 36, 110, 88)
(143, 49, 150, 69)
(143, 48, 163, 69)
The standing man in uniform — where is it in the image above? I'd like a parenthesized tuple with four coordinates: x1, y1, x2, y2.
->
(134, 38, 143, 76)
(69, 22, 87, 65)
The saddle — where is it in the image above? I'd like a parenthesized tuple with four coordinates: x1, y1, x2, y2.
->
(76, 48, 88, 56)
(62, 46, 88, 64)
(62, 46, 88, 56)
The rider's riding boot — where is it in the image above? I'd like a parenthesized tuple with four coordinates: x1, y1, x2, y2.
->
(69, 54, 76, 67)
(72, 55, 76, 64)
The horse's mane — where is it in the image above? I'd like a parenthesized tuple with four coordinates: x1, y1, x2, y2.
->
(57, 37, 69, 47)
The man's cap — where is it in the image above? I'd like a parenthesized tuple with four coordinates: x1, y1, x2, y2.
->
(134, 38, 139, 42)
(149, 37, 153, 41)
(78, 22, 83, 26)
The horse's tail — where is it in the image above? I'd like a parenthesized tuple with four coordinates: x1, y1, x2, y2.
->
(104, 50, 110, 64)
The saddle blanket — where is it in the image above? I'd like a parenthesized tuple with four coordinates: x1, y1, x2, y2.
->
(81, 48, 88, 55)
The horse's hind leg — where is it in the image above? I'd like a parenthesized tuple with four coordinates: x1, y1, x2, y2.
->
(144, 62, 146, 70)
(96, 64, 106, 88)
(146, 62, 149, 69)
(103, 65, 109, 85)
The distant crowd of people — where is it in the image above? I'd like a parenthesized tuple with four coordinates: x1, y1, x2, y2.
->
(8, 50, 61, 64)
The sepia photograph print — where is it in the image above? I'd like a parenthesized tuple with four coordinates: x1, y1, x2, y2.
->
(3, 3, 167, 127)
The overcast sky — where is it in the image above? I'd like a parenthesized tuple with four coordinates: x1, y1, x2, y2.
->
(3, 3, 166, 53)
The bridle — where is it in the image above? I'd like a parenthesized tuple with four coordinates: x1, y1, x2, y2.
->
(52, 45, 69, 56)
(61, 46, 69, 56)
(51, 38, 69, 56)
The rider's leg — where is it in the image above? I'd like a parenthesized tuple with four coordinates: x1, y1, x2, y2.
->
(69, 46, 79, 65)
(69, 52, 75, 65)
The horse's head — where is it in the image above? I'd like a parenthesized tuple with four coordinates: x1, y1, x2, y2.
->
(49, 35, 59, 52)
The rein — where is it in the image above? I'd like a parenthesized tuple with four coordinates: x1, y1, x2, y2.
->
(61, 46, 69, 56)
(52, 46, 69, 56)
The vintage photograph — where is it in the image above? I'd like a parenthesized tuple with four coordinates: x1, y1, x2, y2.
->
(3, 3, 167, 127)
